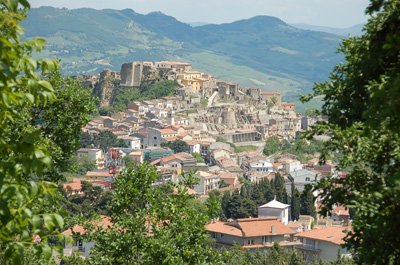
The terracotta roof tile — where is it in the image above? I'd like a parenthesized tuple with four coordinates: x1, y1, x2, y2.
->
(296, 226, 349, 245)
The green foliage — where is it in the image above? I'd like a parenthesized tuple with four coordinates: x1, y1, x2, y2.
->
(263, 136, 281, 156)
(222, 180, 272, 219)
(160, 139, 189, 153)
(200, 98, 208, 108)
(220, 244, 308, 265)
(88, 163, 220, 264)
(193, 152, 205, 163)
(0, 1, 67, 263)
(86, 131, 127, 152)
(62, 181, 112, 218)
(290, 183, 301, 221)
(69, 156, 96, 176)
(32, 72, 98, 182)
(300, 185, 316, 218)
(302, 1, 400, 263)
(111, 80, 178, 111)
(305, 108, 320, 117)
(274, 173, 289, 203)
(205, 190, 225, 220)
(233, 145, 258, 153)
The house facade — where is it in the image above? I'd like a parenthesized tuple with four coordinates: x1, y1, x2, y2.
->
(296, 226, 351, 262)
(206, 217, 300, 249)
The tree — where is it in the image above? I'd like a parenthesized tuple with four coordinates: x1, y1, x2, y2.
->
(88, 163, 221, 264)
(205, 190, 224, 220)
(273, 173, 288, 203)
(92, 130, 126, 152)
(160, 140, 189, 153)
(193, 152, 205, 163)
(32, 72, 97, 182)
(79, 132, 93, 148)
(300, 185, 316, 218)
(70, 155, 96, 175)
(302, 0, 400, 263)
(0, 1, 65, 263)
(263, 136, 281, 156)
(290, 183, 301, 221)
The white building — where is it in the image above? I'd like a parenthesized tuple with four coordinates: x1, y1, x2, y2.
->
(282, 159, 303, 174)
(117, 135, 141, 150)
(258, 198, 290, 225)
(249, 159, 274, 172)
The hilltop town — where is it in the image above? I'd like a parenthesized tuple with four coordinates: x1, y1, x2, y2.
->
(61, 61, 351, 262)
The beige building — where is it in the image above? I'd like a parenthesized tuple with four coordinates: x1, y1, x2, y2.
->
(77, 148, 104, 169)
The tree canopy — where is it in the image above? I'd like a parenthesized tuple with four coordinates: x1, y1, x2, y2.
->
(302, 0, 400, 263)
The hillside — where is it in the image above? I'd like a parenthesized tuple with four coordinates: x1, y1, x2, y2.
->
(292, 23, 364, 36)
(23, 7, 343, 102)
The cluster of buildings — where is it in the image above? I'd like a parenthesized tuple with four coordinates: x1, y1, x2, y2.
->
(62, 197, 351, 262)
(63, 60, 350, 262)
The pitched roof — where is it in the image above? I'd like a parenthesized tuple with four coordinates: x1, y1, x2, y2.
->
(206, 217, 295, 238)
(62, 215, 112, 236)
(259, 198, 290, 209)
(296, 226, 349, 245)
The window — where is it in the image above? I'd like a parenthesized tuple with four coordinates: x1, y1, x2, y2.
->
(247, 239, 254, 245)
(154, 136, 157, 140)
(306, 177, 310, 182)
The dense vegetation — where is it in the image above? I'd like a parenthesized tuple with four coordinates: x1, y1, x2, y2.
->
(80, 131, 127, 152)
(160, 140, 190, 153)
(209, 174, 314, 221)
(100, 80, 178, 114)
(302, 0, 400, 263)
(263, 136, 325, 162)
(0, 1, 96, 263)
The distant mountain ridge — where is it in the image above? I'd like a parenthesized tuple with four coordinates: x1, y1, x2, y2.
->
(292, 23, 364, 36)
(23, 7, 344, 100)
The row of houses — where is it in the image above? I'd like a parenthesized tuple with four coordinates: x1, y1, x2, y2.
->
(62, 198, 351, 262)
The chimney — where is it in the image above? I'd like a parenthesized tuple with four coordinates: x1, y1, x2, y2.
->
(271, 225, 276, 235)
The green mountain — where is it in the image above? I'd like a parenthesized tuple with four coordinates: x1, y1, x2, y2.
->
(23, 7, 343, 104)
(292, 23, 364, 36)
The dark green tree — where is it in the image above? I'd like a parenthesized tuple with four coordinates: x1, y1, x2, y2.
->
(290, 183, 301, 221)
(300, 185, 316, 218)
(92, 130, 126, 152)
(79, 132, 93, 148)
(32, 72, 97, 182)
(193, 152, 205, 163)
(273, 173, 288, 203)
(302, 0, 400, 263)
(160, 139, 190, 153)
(263, 136, 281, 155)
(205, 190, 225, 220)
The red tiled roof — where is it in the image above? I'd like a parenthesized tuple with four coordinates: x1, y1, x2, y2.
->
(296, 226, 349, 245)
(62, 215, 112, 236)
(206, 218, 295, 238)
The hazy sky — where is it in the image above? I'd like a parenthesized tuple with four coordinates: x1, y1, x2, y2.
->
(30, 0, 369, 28)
